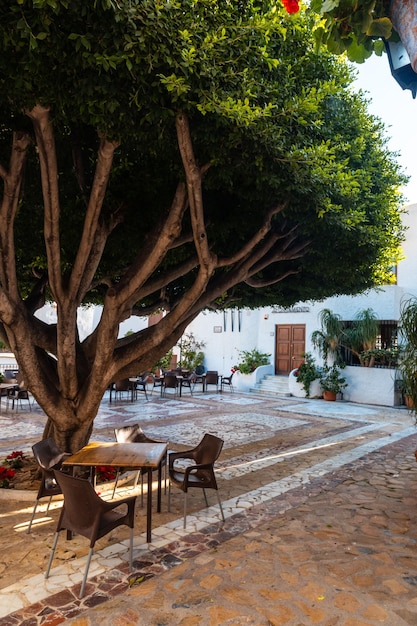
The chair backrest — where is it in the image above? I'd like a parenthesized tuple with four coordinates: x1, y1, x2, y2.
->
(193, 433, 224, 465)
(114, 425, 164, 451)
(53, 470, 104, 540)
(164, 374, 178, 388)
(195, 365, 205, 375)
(32, 437, 66, 471)
(205, 371, 218, 385)
(115, 378, 130, 391)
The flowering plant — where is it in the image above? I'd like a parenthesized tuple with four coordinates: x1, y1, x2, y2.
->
(0, 466, 16, 488)
(96, 466, 117, 482)
(283, 0, 300, 14)
(5, 450, 25, 469)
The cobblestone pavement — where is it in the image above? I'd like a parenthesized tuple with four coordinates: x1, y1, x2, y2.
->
(0, 390, 417, 624)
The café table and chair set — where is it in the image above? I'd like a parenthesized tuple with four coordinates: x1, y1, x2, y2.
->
(28, 426, 225, 598)
(109, 368, 235, 404)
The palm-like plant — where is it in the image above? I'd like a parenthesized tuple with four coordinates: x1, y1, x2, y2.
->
(311, 309, 344, 365)
(343, 308, 379, 367)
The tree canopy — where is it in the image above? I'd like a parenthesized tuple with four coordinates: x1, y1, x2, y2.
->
(0, 0, 407, 450)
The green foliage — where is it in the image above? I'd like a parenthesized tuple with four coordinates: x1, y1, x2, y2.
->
(152, 349, 174, 373)
(309, 0, 393, 63)
(319, 363, 347, 394)
(0, 0, 406, 309)
(312, 308, 388, 368)
(234, 349, 271, 375)
(178, 333, 205, 371)
(360, 347, 399, 369)
(397, 299, 417, 418)
(294, 352, 322, 397)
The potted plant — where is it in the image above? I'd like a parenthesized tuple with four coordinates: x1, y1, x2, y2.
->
(292, 353, 322, 398)
(319, 363, 347, 401)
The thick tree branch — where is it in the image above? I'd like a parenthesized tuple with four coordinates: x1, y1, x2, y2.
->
(27, 105, 64, 304)
(176, 112, 214, 269)
(69, 137, 119, 301)
(0, 131, 31, 298)
(112, 181, 189, 310)
(244, 269, 299, 287)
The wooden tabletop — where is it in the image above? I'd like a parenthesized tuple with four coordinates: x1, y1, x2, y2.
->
(63, 441, 167, 468)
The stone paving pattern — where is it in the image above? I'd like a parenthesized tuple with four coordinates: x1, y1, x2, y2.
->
(0, 390, 417, 624)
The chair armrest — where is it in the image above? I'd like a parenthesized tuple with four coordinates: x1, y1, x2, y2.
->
(184, 462, 213, 477)
(169, 449, 195, 469)
(104, 495, 137, 513)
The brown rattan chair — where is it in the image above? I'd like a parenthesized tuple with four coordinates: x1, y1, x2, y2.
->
(45, 469, 136, 598)
(204, 371, 219, 392)
(161, 373, 179, 397)
(27, 437, 69, 534)
(7, 373, 32, 410)
(112, 425, 169, 503)
(168, 433, 225, 528)
(109, 378, 132, 402)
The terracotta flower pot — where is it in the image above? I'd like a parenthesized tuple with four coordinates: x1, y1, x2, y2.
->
(391, 0, 417, 72)
(323, 390, 337, 401)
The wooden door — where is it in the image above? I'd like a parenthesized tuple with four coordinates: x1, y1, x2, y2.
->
(275, 324, 305, 374)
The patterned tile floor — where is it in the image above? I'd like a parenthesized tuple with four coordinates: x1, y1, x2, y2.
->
(0, 390, 416, 624)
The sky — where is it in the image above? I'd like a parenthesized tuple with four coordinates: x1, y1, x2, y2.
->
(352, 53, 417, 205)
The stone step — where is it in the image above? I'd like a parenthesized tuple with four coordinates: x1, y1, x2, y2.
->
(250, 375, 291, 398)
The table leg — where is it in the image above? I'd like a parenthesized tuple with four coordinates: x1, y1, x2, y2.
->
(146, 468, 152, 543)
(157, 462, 162, 513)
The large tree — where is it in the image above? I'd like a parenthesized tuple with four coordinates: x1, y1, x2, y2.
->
(0, 0, 406, 451)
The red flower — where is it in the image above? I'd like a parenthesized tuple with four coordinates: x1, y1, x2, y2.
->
(7, 451, 24, 460)
(283, 0, 299, 14)
(96, 465, 117, 482)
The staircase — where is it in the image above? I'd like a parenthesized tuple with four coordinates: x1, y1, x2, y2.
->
(250, 374, 291, 398)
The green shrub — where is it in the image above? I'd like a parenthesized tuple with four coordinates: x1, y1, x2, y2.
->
(294, 353, 321, 397)
(234, 348, 270, 375)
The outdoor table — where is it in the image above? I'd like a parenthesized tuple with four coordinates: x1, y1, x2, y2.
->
(0, 382, 18, 412)
(63, 441, 168, 543)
